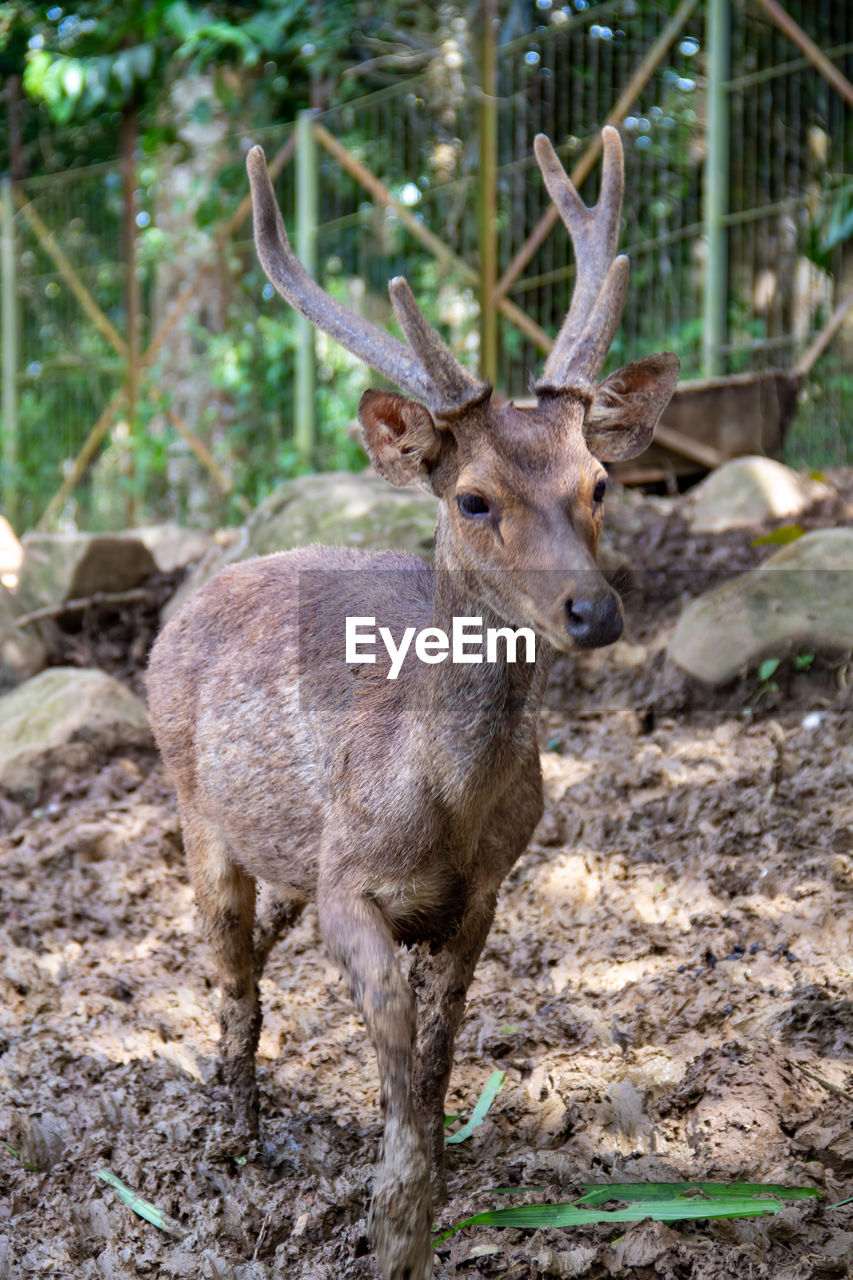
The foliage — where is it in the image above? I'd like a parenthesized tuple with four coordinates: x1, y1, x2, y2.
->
(97, 1169, 186, 1239)
(436, 1181, 821, 1245)
(445, 1070, 506, 1145)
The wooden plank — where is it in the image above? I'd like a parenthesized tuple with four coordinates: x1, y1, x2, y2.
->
(793, 288, 853, 378)
(652, 421, 727, 469)
(752, 0, 853, 109)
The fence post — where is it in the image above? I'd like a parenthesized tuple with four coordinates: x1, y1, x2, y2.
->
(478, 0, 499, 383)
(295, 110, 318, 465)
(1, 176, 18, 525)
(702, 0, 730, 377)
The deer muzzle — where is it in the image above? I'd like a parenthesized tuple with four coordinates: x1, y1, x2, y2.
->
(564, 588, 623, 649)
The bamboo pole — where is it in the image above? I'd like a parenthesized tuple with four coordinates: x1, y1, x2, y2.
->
(37, 391, 128, 529)
(121, 104, 141, 524)
(13, 189, 128, 359)
(1, 178, 19, 524)
(752, 0, 853, 109)
(702, 0, 730, 377)
(36, 135, 297, 530)
(312, 120, 463, 273)
(495, 0, 699, 303)
(477, 0, 499, 383)
(295, 110, 317, 464)
(312, 120, 550, 351)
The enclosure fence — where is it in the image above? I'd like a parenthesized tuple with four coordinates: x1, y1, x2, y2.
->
(1, 0, 852, 531)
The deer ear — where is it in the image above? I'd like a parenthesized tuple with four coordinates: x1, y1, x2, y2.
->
(358, 389, 443, 489)
(584, 352, 680, 462)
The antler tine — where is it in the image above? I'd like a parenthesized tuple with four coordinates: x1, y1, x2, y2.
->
(389, 277, 490, 416)
(533, 128, 629, 393)
(247, 145, 487, 417)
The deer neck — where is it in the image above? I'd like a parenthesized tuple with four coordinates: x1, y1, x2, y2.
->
(413, 511, 554, 796)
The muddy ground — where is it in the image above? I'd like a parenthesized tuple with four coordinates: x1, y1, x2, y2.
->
(1, 483, 852, 1279)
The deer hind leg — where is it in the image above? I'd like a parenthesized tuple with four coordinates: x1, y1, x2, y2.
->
(253, 883, 306, 982)
(409, 891, 498, 1203)
(318, 878, 432, 1280)
(183, 812, 260, 1138)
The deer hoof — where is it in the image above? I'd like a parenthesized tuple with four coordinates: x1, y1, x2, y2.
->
(369, 1124, 433, 1280)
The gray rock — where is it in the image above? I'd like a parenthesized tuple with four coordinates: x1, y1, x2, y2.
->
(0, 514, 22, 579)
(165, 471, 438, 621)
(16, 533, 158, 614)
(0, 584, 47, 691)
(132, 523, 215, 573)
(684, 456, 831, 534)
(667, 527, 853, 685)
(0, 667, 152, 796)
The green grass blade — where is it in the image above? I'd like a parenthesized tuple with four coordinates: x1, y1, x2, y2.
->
(575, 1182, 820, 1206)
(435, 1196, 781, 1244)
(1, 1139, 38, 1173)
(97, 1169, 186, 1239)
(445, 1070, 506, 1145)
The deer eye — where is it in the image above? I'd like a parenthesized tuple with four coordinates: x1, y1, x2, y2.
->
(457, 492, 491, 518)
(593, 478, 607, 505)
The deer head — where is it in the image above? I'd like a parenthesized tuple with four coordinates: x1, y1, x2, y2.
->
(247, 128, 679, 652)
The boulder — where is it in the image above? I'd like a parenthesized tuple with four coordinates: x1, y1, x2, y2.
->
(16, 533, 158, 614)
(667, 527, 853, 685)
(0, 515, 22, 581)
(165, 471, 438, 621)
(131, 524, 215, 574)
(0, 667, 152, 797)
(0, 583, 47, 691)
(683, 456, 831, 534)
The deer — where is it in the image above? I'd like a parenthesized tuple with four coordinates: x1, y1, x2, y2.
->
(146, 127, 679, 1280)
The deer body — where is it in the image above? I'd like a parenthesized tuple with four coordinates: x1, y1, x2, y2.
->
(147, 130, 679, 1280)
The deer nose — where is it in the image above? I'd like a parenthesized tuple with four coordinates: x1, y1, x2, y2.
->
(565, 591, 623, 648)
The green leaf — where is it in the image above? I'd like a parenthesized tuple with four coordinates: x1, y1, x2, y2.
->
(97, 1169, 186, 1238)
(793, 653, 815, 670)
(757, 658, 781, 682)
(445, 1070, 506, 1145)
(435, 1196, 782, 1243)
(575, 1181, 821, 1206)
(753, 524, 804, 547)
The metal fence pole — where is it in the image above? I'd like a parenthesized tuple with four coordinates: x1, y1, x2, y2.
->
(1, 177, 18, 525)
(295, 110, 318, 465)
(702, 0, 730, 377)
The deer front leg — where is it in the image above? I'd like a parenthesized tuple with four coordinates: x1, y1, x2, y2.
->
(408, 892, 498, 1203)
(318, 880, 432, 1280)
(184, 815, 260, 1139)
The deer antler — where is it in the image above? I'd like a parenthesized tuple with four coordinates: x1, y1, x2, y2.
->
(247, 145, 489, 418)
(533, 128, 630, 394)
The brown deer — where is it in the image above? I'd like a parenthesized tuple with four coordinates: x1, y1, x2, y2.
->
(147, 128, 679, 1280)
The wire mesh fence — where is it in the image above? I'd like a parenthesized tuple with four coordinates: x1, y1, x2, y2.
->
(1, 0, 851, 532)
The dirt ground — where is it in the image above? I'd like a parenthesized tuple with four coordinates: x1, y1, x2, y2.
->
(1, 482, 852, 1280)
